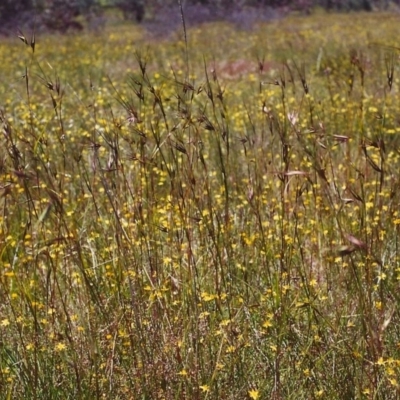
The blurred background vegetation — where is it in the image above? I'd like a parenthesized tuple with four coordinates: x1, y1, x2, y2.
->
(0, 0, 399, 35)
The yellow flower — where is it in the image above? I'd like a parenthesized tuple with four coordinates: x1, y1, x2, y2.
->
(248, 389, 260, 399)
(263, 319, 272, 328)
(178, 369, 187, 376)
(0, 319, 10, 327)
(376, 357, 385, 366)
(55, 342, 66, 352)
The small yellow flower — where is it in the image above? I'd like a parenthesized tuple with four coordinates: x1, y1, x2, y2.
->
(55, 342, 66, 352)
(178, 369, 187, 376)
(376, 357, 384, 366)
(263, 319, 272, 328)
(389, 378, 398, 387)
(248, 389, 260, 399)
(226, 345, 236, 353)
(200, 385, 210, 392)
(0, 319, 10, 327)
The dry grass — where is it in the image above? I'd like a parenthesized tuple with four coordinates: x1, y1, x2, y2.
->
(1, 11, 400, 399)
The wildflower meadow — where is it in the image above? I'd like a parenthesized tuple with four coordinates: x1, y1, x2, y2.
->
(1, 10, 400, 399)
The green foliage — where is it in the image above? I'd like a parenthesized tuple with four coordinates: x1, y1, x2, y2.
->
(0, 0, 394, 32)
(0, 0, 33, 20)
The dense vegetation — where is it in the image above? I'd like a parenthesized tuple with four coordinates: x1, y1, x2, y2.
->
(1, 0, 398, 33)
(1, 10, 400, 399)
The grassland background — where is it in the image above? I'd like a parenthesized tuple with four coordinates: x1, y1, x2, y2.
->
(1, 11, 400, 399)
